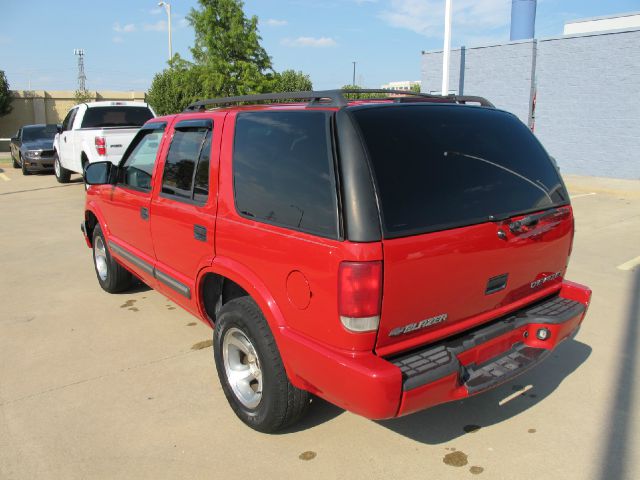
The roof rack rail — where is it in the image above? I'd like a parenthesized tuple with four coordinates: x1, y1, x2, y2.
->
(184, 89, 494, 111)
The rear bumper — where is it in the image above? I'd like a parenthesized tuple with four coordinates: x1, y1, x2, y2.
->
(281, 280, 591, 420)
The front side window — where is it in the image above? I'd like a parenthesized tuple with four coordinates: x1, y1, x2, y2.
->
(161, 123, 211, 204)
(119, 124, 165, 191)
(62, 108, 77, 131)
(232, 111, 338, 238)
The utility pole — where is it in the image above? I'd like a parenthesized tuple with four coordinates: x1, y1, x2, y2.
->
(441, 0, 452, 96)
(158, 2, 173, 61)
(352, 61, 356, 86)
(74, 49, 87, 91)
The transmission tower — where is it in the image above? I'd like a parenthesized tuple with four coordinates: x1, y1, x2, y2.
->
(74, 49, 87, 91)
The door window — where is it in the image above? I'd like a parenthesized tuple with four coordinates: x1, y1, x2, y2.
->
(161, 121, 212, 205)
(61, 108, 77, 131)
(118, 123, 166, 191)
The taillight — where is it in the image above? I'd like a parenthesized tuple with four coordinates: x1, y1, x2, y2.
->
(338, 261, 382, 333)
(95, 136, 106, 156)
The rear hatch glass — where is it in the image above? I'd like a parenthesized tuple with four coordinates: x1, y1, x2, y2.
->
(350, 104, 569, 238)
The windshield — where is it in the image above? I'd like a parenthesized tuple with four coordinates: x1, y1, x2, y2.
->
(81, 106, 154, 129)
(22, 125, 57, 142)
(350, 104, 569, 238)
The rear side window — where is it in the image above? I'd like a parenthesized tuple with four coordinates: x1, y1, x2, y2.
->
(233, 111, 338, 238)
(81, 106, 154, 128)
(351, 105, 569, 237)
(161, 122, 211, 204)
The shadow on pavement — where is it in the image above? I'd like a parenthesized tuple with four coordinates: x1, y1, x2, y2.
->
(278, 396, 345, 434)
(598, 268, 639, 480)
(377, 338, 591, 444)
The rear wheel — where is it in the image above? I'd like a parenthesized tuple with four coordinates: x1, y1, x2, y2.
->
(213, 297, 310, 432)
(92, 226, 132, 293)
(54, 153, 71, 183)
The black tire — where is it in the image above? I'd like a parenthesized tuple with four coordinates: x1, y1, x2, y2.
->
(213, 297, 310, 433)
(54, 153, 71, 184)
(92, 226, 132, 293)
(21, 156, 31, 176)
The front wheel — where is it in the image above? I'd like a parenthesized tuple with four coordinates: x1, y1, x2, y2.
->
(92, 226, 132, 293)
(21, 156, 31, 176)
(54, 153, 71, 183)
(213, 297, 310, 433)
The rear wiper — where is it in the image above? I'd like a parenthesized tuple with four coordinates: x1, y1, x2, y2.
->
(509, 207, 568, 233)
(444, 151, 553, 203)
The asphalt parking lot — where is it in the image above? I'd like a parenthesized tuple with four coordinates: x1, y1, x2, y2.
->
(1, 156, 638, 480)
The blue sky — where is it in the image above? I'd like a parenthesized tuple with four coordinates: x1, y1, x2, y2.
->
(1, 0, 638, 91)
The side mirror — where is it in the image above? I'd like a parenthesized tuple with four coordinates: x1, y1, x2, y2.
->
(10, 137, 17, 143)
(57, 124, 63, 133)
(84, 161, 116, 185)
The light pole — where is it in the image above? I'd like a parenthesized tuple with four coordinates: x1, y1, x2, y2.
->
(158, 1, 172, 61)
(441, 0, 452, 96)
(352, 61, 356, 87)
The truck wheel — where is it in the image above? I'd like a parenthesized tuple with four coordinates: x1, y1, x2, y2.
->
(92, 226, 132, 293)
(54, 153, 71, 184)
(21, 156, 31, 176)
(213, 297, 310, 432)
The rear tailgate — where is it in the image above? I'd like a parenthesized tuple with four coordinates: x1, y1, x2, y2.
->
(347, 103, 573, 356)
(377, 208, 572, 355)
(101, 127, 140, 164)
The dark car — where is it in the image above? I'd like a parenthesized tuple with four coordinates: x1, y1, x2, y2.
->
(10, 124, 59, 175)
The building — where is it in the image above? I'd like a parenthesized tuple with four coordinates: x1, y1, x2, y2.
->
(421, 18, 640, 180)
(564, 11, 640, 35)
(381, 81, 422, 91)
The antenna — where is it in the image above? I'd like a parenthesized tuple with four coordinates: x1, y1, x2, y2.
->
(74, 49, 87, 92)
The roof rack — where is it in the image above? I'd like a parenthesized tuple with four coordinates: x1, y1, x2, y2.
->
(183, 89, 494, 111)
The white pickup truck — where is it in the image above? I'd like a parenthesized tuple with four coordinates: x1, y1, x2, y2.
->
(53, 101, 155, 183)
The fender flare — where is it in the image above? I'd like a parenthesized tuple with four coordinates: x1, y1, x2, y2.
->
(84, 201, 112, 241)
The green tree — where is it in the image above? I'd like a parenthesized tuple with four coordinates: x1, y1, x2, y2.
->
(74, 89, 93, 105)
(411, 83, 421, 93)
(0, 70, 13, 116)
(188, 0, 274, 96)
(272, 70, 313, 92)
(147, 57, 206, 115)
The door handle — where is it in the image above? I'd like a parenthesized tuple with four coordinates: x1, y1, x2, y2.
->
(194, 225, 207, 242)
(140, 207, 149, 220)
(63, 136, 67, 143)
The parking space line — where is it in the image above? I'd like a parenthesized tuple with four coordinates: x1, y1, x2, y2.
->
(617, 255, 640, 271)
(499, 384, 533, 406)
(570, 192, 597, 199)
(0, 173, 10, 182)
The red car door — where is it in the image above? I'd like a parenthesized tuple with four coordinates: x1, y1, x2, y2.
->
(149, 114, 224, 315)
(102, 121, 169, 286)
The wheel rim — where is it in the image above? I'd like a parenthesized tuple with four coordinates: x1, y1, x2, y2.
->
(222, 327, 263, 409)
(94, 236, 108, 281)
(54, 157, 60, 177)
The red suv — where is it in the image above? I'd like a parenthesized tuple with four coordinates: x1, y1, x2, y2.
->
(82, 90, 591, 432)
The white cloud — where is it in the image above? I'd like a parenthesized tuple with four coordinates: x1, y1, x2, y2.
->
(150, 7, 163, 15)
(281, 36, 337, 47)
(379, 0, 510, 43)
(265, 18, 288, 27)
(143, 20, 168, 32)
(112, 36, 124, 43)
(113, 22, 136, 33)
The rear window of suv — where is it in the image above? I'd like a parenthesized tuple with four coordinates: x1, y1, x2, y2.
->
(81, 106, 154, 129)
(351, 104, 569, 238)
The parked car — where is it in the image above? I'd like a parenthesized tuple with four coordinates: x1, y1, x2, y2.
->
(81, 90, 592, 433)
(10, 124, 59, 175)
(53, 101, 155, 183)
